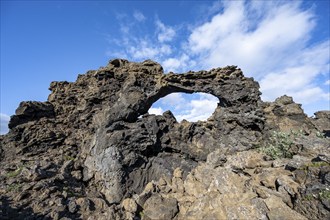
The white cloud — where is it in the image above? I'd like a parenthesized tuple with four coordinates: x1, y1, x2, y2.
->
(179, 1, 329, 114)
(325, 80, 330, 85)
(148, 107, 164, 115)
(127, 40, 172, 60)
(150, 93, 219, 122)
(162, 58, 181, 72)
(156, 19, 176, 43)
(189, 1, 246, 53)
(133, 11, 146, 22)
(176, 94, 219, 122)
(160, 93, 186, 108)
(162, 54, 195, 72)
(188, 1, 316, 76)
(0, 113, 10, 135)
(259, 40, 330, 104)
(108, 1, 329, 115)
(292, 87, 329, 103)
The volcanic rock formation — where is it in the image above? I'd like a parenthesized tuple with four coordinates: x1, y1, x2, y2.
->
(0, 59, 329, 219)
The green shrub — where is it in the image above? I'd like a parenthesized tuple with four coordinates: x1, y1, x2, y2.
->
(303, 194, 314, 201)
(308, 161, 329, 168)
(63, 155, 75, 161)
(315, 131, 325, 138)
(6, 166, 23, 178)
(259, 130, 303, 160)
(7, 183, 22, 192)
(319, 190, 330, 200)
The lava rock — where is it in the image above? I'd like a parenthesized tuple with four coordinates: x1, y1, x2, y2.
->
(143, 194, 178, 220)
(1, 59, 329, 220)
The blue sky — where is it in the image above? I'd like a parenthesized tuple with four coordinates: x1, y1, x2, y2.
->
(1, 0, 329, 134)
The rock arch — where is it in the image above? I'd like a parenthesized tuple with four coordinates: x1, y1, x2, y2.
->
(4, 59, 265, 204)
(2, 58, 327, 219)
(81, 59, 265, 203)
(100, 59, 262, 123)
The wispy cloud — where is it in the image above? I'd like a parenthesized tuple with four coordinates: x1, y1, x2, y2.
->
(0, 113, 10, 135)
(155, 19, 176, 43)
(127, 40, 172, 60)
(133, 10, 146, 22)
(107, 13, 176, 62)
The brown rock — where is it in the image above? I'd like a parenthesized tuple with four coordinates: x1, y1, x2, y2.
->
(121, 198, 137, 213)
(263, 95, 315, 132)
(265, 195, 308, 220)
(143, 194, 178, 220)
(173, 168, 183, 178)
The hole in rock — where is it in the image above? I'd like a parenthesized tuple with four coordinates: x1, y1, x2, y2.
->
(148, 92, 219, 122)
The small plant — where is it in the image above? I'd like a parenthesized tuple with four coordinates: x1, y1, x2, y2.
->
(291, 129, 304, 137)
(7, 183, 22, 192)
(315, 131, 325, 138)
(319, 189, 330, 200)
(63, 186, 83, 198)
(303, 194, 314, 201)
(6, 166, 23, 178)
(309, 161, 329, 168)
(63, 155, 75, 161)
(258, 130, 303, 160)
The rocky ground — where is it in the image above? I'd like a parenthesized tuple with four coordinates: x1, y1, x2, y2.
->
(0, 59, 329, 219)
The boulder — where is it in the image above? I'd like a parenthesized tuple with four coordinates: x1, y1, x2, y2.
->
(143, 194, 178, 220)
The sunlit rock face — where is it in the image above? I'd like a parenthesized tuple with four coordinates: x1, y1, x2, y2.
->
(1, 59, 328, 219)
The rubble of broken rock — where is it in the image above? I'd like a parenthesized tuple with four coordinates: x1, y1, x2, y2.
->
(0, 59, 329, 220)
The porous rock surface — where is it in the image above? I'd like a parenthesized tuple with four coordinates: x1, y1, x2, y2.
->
(0, 59, 329, 219)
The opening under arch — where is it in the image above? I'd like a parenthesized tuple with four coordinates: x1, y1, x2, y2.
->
(148, 92, 219, 122)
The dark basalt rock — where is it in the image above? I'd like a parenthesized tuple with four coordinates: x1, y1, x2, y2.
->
(2, 59, 264, 203)
(312, 111, 330, 137)
(79, 60, 264, 203)
(1, 59, 328, 219)
(8, 101, 55, 129)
